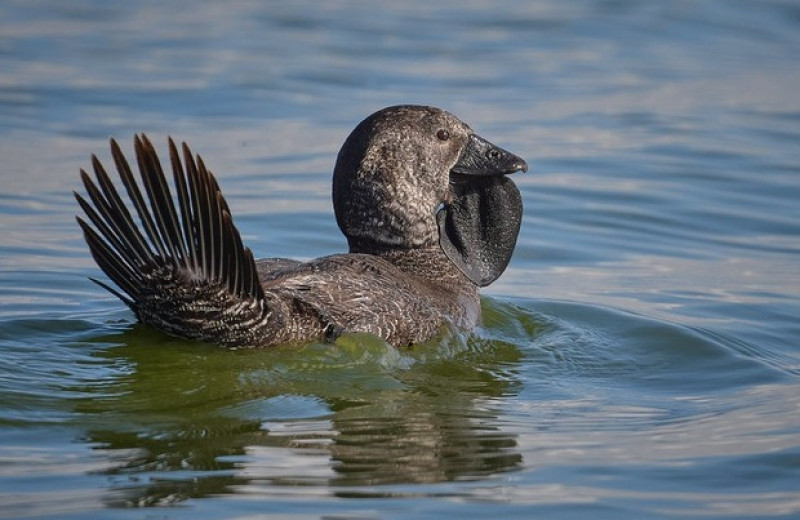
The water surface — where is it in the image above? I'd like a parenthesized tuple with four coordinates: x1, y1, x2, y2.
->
(1, 1, 799, 518)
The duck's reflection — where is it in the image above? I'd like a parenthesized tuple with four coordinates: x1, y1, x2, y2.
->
(75, 326, 522, 506)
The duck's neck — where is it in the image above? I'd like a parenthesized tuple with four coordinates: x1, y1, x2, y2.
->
(379, 246, 482, 328)
(381, 246, 474, 286)
(347, 238, 474, 287)
(345, 242, 480, 328)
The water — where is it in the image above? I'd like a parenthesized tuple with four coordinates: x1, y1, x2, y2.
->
(1, 0, 799, 518)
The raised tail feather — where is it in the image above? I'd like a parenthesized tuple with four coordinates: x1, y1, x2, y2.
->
(75, 135, 271, 347)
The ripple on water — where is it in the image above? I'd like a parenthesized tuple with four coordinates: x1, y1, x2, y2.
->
(0, 292, 797, 516)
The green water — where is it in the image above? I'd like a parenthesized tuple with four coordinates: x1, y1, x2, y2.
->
(1, 1, 799, 518)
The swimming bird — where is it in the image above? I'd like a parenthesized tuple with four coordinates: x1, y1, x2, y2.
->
(75, 105, 527, 348)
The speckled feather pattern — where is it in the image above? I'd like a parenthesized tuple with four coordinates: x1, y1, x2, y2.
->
(75, 105, 524, 348)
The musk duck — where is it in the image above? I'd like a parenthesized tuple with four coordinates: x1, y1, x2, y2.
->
(75, 105, 527, 348)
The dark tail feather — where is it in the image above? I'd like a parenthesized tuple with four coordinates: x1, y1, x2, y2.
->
(76, 134, 265, 313)
(135, 135, 187, 267)
(75, 216, 138, 309)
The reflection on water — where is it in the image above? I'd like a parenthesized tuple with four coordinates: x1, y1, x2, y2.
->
(72, 324, 524, 506)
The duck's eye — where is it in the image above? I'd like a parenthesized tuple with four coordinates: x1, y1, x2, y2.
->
(436, 129, 450, 141)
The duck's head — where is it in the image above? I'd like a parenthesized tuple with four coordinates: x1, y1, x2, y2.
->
(333, 105, 527, 286)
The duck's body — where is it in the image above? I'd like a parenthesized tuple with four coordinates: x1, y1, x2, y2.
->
(76, 105, 526, 348)
(252, 248, 479, 346)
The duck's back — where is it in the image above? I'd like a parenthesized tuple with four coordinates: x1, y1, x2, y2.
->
(255, 251, 479, 346)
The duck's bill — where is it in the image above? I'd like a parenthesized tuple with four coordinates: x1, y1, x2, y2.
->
(439, 133, 526, 287)
(450, 134, 528, 177)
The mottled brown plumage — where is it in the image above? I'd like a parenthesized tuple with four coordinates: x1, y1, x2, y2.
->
(75, 105, 527, 348)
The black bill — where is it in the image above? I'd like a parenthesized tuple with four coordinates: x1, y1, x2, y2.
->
(438, 133, 526, 287)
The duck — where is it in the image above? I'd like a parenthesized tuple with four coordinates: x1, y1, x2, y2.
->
(75, 105, 527, 348)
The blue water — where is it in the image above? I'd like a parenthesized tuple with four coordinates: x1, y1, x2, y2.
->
(1, 1, 799, 518)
